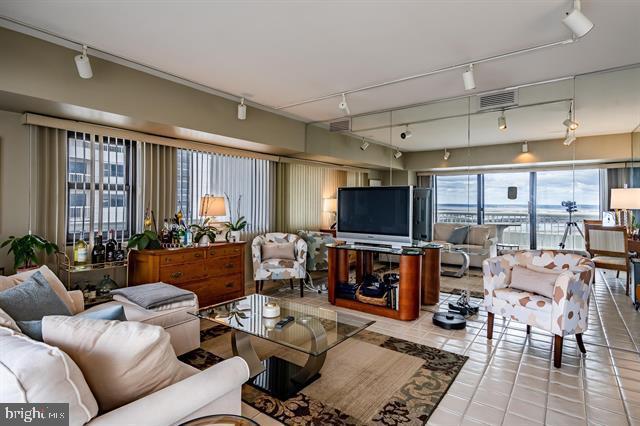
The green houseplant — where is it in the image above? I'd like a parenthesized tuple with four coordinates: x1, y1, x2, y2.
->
(1, 233, 59, 271)
(127, 230, 162, 250)
(224, 193, 247, 242)
(190, 218, 218, 246)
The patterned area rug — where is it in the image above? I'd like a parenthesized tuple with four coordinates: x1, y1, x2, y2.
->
(180, 323, 467, 425)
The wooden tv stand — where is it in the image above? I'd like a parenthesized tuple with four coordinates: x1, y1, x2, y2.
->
(327, 243, 441, 321)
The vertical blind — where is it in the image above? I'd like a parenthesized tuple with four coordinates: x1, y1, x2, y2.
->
(176, 149, 275, 235)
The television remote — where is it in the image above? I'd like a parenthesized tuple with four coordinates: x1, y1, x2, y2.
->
(275, 316, 295, 330)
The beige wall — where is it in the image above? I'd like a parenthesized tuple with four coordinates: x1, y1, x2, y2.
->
(404, 133, 633, 171)
(0, 110, 29, 273)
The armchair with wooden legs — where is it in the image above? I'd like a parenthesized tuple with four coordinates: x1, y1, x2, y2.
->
(251, 233, 308, 297)
(483, 251, 595, 368)
(584, 223, 630, 295)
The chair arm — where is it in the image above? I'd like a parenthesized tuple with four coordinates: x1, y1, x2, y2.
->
(482, 256, 512, 309)
(551, 268, 592, 336)
(484, 237, 498, 258)
(295, 238, 308, 266)
(88, 357, 249, 426)
(67, 290, 85, 314)
(251, 238, 264, 278)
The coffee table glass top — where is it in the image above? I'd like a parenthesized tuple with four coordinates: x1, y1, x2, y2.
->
(190, 294, 375, 356)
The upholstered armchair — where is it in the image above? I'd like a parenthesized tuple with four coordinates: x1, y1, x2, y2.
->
(483, 250, 595, 368)
(297, 230, 336, 272)
(252, 233, 308, 297)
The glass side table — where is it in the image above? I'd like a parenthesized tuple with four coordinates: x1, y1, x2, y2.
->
(180, 414, 258, 426)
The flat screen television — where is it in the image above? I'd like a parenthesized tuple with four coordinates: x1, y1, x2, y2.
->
(336, 186, 432, 246)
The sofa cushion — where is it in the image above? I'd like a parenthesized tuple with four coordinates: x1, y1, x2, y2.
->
(5, 266, 76, 314)
(42, 315, 191, 412)
(0, 271, 72, 323)
(509, 265, 559, 299)
(493, 287, 552, 313)
(447, 226, 469, 244)
(86, 298, 195, 329)
(0, 326, 98, 426)
(262, 242, 295, 261)
(0, 307, 20, 333)
(433, 223, 458, 242)
(592, 255, 627, 266)
(468, 226, 491, 246)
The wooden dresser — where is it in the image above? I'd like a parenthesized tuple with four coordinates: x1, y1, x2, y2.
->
(128, 242, 245, 307)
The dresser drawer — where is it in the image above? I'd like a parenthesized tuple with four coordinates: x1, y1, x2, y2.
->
(207, 255, 242, 277)
(160, 262, 207, 284)
(208, 245, 243, 258)
(182, 274, 244, 307)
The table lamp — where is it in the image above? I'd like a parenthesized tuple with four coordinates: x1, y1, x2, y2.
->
(323, 198, 337, 229)
(199, 195, 227, 221)
(610, 188, 640, 233)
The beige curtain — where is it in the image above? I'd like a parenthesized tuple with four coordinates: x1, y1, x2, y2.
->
(346, 171, 368, 187)
(138, 142, 177, 228)
(30, 125, 67, 250)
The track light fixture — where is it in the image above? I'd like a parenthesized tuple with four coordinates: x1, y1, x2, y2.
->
(360, 138, 370, 151)
(393, 150, 403, 159)
(237, 97, 247, 120)
(400, 125, 412, 140)
(443, 149, 450, 161)
(522, 141, 529, 153)
(74, 45, 93, 79)
(563, 0, 594, 38)
(498, 111, 507, 131)
(564, 129, 576, 146)
(563, 118, 578, 130)
(338, 93, 351, 116)
(462, 64, 476, 91)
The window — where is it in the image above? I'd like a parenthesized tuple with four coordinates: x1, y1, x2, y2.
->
(176, 149, 275, 234)
(66, 132, 136, 243)
(435, 175, 478, 224)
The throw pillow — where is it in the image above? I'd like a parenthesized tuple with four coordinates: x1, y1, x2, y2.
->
(447, 226, 469, 245)
(7, 266, 76, 314)
(18, 305, 127, 342)
(42, 315, 191, 412)
(262, 242, 296, 261)
(509, 265, 560, 299)
(0, 307, 20, 333)
(467, 226, 491, 246)
(0, 326, 98, 426)
(0, 271, 72, 322)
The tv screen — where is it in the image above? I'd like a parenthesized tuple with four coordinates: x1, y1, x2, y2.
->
(338, 187, 410, 237)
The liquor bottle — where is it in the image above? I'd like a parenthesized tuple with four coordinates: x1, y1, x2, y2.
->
(91, 233, 105, 264)
(161, 220, 171, 244)
(114, 242, 126, 261)
(73, 237, 88, 266)
(105, 229, 117, 262)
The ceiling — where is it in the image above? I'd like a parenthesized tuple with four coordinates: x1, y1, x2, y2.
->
(1, 0, 639, 126)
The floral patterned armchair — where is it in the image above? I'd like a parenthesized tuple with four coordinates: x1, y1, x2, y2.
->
(483, 250, 595, 368)
(296, 230, 336, 272)
(252, 233, 308, 297)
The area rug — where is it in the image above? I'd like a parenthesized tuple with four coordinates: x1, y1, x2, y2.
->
(180, 322, 467, 425)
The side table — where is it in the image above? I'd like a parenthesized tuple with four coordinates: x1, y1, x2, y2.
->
(180, 414, 258, 426)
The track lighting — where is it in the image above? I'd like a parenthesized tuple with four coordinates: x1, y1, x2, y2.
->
(563, 0, 594, 38)
(498, 111, 507, 131)
(563, 118, 579, 130)
(564, 130, 576, 146)
(338, 93, 351, 116)
(360, 138, 370, 151)
(522, 141, 529, 153)
(400, 125, 412, 140)
(393, 150, 403, 159)
(237, 97, 247, 120)
(443, 149, 450, 161)
(74, 45, 93, 79)
(462, 64, 476, 91)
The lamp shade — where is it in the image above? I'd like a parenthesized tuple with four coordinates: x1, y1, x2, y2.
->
(199, 195, 226, 217)
(610, 188, 640, 210)
(323, 198, 337, 213)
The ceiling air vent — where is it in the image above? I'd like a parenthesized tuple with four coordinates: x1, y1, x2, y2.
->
(478, 90, 518, 110)
(329, 118, 351, 132)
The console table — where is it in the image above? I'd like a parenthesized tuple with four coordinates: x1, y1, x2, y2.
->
(327, 243, 442, 321)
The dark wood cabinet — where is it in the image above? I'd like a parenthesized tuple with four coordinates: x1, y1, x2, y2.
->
(128, 242, 245, 307)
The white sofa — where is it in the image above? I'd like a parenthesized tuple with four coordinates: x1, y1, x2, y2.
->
(433, 223, 498, 268)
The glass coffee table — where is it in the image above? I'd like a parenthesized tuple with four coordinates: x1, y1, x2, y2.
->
(190, 294, 375, 399)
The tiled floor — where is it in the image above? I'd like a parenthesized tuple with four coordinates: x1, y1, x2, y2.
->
(240, 270, 640, 425)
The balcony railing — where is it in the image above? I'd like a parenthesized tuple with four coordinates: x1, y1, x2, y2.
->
(437, 210, 599, 250)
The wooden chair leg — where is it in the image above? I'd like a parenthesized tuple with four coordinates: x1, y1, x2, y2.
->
(626, 269, 631, 296)
(487, 312, 494, 340)
(300, 279, 304, 298)
(289, 279, 294, 290)
(260, 281, 264, 293)
(255, 280, 261, 294)
(617, 270, 620, 278)
(576, 333, 587, 354)
(554, 335, 563, 368)
(526, 325, 531, 335)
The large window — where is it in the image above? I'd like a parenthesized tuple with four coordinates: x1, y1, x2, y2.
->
(176, 149, 275, 234)
(66, 132, 135, 243)
(435, 175, 478, 224)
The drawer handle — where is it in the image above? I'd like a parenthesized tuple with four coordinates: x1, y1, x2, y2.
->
(225, 282, 235, 288)
(194, 252, 203, 258)
(170, 271, 183, 279)
(165, 257, 172, 262)
(224, 263, 235, 269)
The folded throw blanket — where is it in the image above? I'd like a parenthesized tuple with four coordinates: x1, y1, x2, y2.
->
(111, 283, 195, 310)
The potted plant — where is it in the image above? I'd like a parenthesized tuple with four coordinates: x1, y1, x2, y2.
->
(127, 230, 162, 250)
(190, 218, 218, 246)
(224, 193, 247, 242)
(1, 233, 59, 272)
